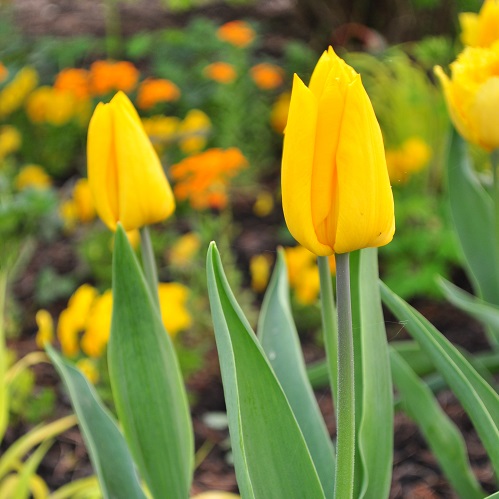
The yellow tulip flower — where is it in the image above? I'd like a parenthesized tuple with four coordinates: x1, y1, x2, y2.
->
(460, 0, 499, 48)
(281, 46, 394, 255)
(87, 91, 175, 231)
(435, 41, 499, 151)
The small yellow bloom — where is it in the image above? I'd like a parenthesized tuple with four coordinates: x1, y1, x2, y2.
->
(385, 137, 431, 184)
(249, 254, 273, 293)
(35, 310, 54, 348)
(81, 290, 113, 358)
(15, 164, 52, 190)
(217, 20, 255, 47)
(270, 92, 291, 134)
(0, 66, 38, 118)
(281, 46, 395, 255)
(87, 91, 175, 231)
(178, 109, 211, 154)
(158, 283, 192, 337)
(76, 358, 100, 384)
(26, 86, 78, 126)
(253, 191, 274, 217)
(169, 232, 201, 267)
(460, 0, 499, 48)
(435, 41, 499, 151)
(0, 125, 21, 160)
(204, 62, 237, 84)
(73, 178, 96, 223)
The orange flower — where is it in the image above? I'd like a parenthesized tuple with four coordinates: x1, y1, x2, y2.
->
(204, 62, 237, 84)
(54, 68, 91, 100)
(217, 20, 255, 47)
(137, 78, 181, 110)
(250, 63, 284, 90)
(170, 147, 247, 210)
(0, 62, 8, 83)
(89, 60, 139, 96)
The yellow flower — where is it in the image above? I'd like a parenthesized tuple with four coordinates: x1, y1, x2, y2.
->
(178, 110, 211, 154)
(249, 254, 273, 293)
(35, 310, 54, 348)
(158, 283, 192, 337)
(87, 91, 175, 231)
(73, 178, 96, 223)
(26, 86, 79, 126)
(281, 46, 395, 255)
(15, 164, 52, 190)
(76, 358, 100, 384)
(270, 92, 290, 133)
(435, 42, 499, 151)
(81, 290, 113, 358)
(0, 125, 21, 161)
(253, 191, 274, 217)
(169, 232, 201, 267)
(0, 66, 38, 118)
(460, 0, 499, 48)
(217, 20, 255, 48)
(385, 137, 431, 184)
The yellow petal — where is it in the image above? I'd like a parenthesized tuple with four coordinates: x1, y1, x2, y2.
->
(469, 77, 499, 150)
(111, 93, 175, 231)
(87, 101, 119, 230)
(334, 76, 394, 254)
(459, 12, 479, 46)
(281, 75, 332, 256)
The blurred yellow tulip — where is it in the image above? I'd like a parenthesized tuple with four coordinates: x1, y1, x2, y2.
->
(87, 91, 175, 231)
(435, 41, 499, 151)
(460, 0, 499, 48)
(281, 46, 394, 255)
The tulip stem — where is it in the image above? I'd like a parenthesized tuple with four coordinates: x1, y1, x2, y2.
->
(334, 252, 355, 499)
(317, 256, 338, 404)
(140, 226, 160, 308)
(493, 150, 499, 261)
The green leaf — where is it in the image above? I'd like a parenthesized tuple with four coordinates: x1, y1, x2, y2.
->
(390, 341, 435, 377)
(108, 225, 193, 499)
(438, 276, 499, 344)
(257, 248, 335, 499)
(47, 345, 146, 499)
(446, 131, 499, 311)
(206, 242, 326, 499)
(381, 281, 499, 475)
(390, 348, 485, 499)
(354, 249, 393, 499)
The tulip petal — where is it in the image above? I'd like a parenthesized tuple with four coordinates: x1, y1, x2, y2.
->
(87, 102, 119, 230)
(470, 77, 499, 150)
(282, 75, 333, 256)
(334, 76, 394, 254)
(110, 93, 175, 231)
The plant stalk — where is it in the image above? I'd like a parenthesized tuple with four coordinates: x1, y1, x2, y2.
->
(140, 226, 160, 307)
(334, 252, 355, 499)
(318, 255, 338, 404)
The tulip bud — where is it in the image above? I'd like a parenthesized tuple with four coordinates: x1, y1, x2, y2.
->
(281, 47, 394, 255)
(87, 91, 175, 231)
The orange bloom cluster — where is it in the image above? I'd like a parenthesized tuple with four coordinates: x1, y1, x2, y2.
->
(217, 20, 255, 47)
(0, 62, 8, 83)
(89, 60, 139, 96)
(54, 68, 91, 100)
(137, 78, 181, 110)
(170, 147, 247, 210)
(250, 63, 284, 90)
(204, 62, 237, 84)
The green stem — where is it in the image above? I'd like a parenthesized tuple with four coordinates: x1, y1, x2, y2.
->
(334, 252, 355, 499)
(140, 226, 160, 308)
(318, 256, 338, 404)
(492, 150, 499, 263)
(0, 271, 9, 441)
(103, 0, 122, 59)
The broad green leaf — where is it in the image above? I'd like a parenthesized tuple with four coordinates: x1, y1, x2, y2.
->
(381, 281, 499, 475)
(390, 349, 485, 499)
(446, 132, 499, 316)
(109, 225, 193, 499)
(257, 248, 335, 499)
(486, 492, 499, 498)
(390, 341, 435, 377)
(207, 242, 326, 499)
(47, 345, 145, 499)
(438, 276, 499, 344)
(354, 248, 393, 499)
